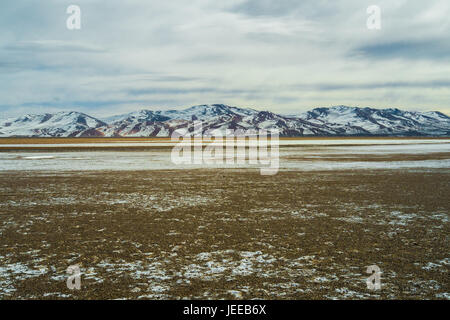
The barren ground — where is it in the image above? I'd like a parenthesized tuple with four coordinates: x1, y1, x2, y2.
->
(0, 168, 448, 299)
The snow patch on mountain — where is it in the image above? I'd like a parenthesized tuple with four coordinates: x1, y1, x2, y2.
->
(1, 105, 449, 137)
(0, 111, 106, 137)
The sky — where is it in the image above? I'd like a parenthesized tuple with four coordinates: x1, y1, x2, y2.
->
(0, 0, 449, 118)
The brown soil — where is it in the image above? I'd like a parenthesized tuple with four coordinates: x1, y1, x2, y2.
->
(0, 169, 448, 299)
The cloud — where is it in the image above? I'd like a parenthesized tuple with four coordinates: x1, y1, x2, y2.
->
(3, 40, 105, 53)
(0, 0, 449, 118)
(353, 40, 450, 61)
(296, 79, 450, 91)
(228, 0, 340, 19)
(229, 0, 300, 17)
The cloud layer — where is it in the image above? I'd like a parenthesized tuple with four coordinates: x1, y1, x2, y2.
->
(0, 0, 449, 117)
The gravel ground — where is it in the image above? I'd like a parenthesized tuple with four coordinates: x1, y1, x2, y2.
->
(0, 168, 448, 299)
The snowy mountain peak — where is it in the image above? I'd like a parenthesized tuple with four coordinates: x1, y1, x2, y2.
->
(156, 104, 258, 121)
(0, 111, 106, 137)
(0, 105, 448, 137)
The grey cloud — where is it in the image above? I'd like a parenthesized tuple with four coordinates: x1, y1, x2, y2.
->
(149, 75, 201, 82)
(128, 87, 215, 96)
(1, 0, 450, 117)
(295, 80, 450, 91)
(18, 99, 153, 109)
(178, 53, 235, 64)
(3, 40, 106, 53)
(228, 0, 339, 18)
(353, 40, 450, 61)
(127, 87, 263, 96)
(229, 0, 301, 17)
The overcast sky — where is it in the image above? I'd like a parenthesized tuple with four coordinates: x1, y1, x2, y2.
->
(0, 0, 449, 117)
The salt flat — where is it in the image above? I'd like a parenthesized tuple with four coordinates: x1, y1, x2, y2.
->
(0, 139, 449, 172)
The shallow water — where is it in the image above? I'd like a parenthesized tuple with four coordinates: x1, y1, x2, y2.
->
(0, 139, 449, 171)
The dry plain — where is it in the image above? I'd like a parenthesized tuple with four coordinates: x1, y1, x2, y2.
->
(0, 138, 448, 299)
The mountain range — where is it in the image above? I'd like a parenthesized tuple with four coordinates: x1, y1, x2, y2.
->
(0, 104, 449, 137)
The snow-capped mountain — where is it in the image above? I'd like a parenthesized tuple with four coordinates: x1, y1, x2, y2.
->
(96, 105, 261, 137)
(0, 104, 449, 137)
(158, 104, 258, 120)
(300, 106, 450, 136)
(0, 111, 106, 137)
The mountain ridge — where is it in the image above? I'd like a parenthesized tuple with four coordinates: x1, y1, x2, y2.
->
(1, 104, 449, 137)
